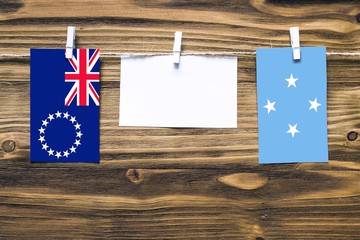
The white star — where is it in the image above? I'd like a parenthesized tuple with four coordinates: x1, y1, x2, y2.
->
(42, 143, 49, 150)
(76, 131, 83, 138)
(38, 136, 45, 142)
(55, 111, 62, 118)
(38, 127, 45, 134)
(63, 112, 70, 119)
(74, 139, 81, 146)
(63, 150, 70, 158)
(70, 146, 77, 153)
(74, 123, 81, 130)
(309, 97, 321, 112)
(285, 74, 298, 88)
(48, 114, 54, 121)
(264, 99, 276, 114)
(70, 116, 76, 123)
(47, 148, 54, 156)
(42, 119, 49, 127)
(55, 151, 62, 159)
(287, 123, 300, 138)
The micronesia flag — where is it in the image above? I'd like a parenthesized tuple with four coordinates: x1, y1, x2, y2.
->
(256, 47, 328, 164)
(30, 49, 100, 163)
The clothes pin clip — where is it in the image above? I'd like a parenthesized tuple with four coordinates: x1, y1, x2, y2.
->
(65, 26, 76, 59)
(173, 31, 182, 64)
(290, 27, 300, 60)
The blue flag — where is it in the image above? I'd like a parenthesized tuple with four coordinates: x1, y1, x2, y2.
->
(256, 47, 328, 164)
(30, 49, 100, 163)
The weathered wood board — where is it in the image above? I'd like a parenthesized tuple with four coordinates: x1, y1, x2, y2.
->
(0, 0, 359, 239)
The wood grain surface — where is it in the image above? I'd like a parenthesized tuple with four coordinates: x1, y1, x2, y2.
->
(0, 0, 360, 239)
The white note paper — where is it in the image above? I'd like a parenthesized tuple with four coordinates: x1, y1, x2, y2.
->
(119, 56, 237, 128)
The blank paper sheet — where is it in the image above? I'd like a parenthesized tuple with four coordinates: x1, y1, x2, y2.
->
(119, 55, 237, 128)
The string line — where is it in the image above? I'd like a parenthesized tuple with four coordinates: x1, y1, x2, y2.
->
(0, 51, 359, 58)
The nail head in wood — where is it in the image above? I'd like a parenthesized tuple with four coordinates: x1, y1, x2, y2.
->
(255, 237, 265, 240)
(2, 140, 16, 153)
(125, 169, 144, 184)
(356, 13, 360, 23)
(347, 131, 358, 141)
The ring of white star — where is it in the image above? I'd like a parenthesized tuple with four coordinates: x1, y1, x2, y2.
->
(38, 111, 83, 159)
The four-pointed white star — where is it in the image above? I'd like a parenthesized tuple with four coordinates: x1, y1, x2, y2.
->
(264, 99, 276, 114)
(285, 74, 298, 88)
(287, 124, 300, 138)
(309, 97, 321, 112)
(55, 111, 62, 118)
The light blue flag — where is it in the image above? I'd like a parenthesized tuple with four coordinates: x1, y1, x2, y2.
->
(256, 47, 328, 164)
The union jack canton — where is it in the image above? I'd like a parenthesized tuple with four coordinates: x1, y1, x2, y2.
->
(30, 48, 100, 163)
(65, 49, 100, 106)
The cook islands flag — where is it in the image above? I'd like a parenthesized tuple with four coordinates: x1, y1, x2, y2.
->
(30, 49, 100, 163)
(256, 47, 328, 164)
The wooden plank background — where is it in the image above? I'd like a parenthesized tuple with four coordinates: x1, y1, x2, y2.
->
(0, 0, 360, 239)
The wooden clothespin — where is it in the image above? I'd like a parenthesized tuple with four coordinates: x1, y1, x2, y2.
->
(173, 31, 182, 64)
(65, 26, 76, 59)
(290, 27, 300, 60)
